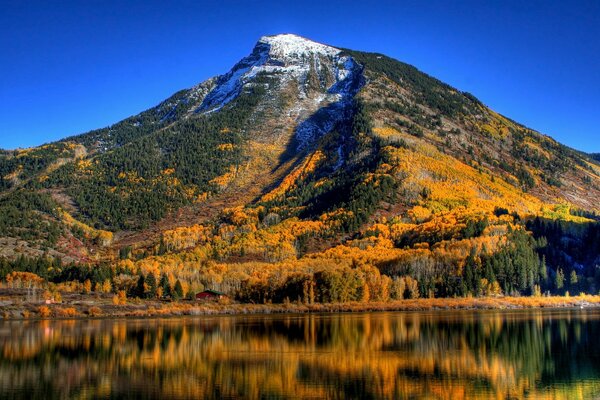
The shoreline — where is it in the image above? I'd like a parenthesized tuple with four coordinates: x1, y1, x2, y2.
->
(1, 293, 600, 320)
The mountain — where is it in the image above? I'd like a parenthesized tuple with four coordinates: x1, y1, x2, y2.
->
(1, 34, 599, 300)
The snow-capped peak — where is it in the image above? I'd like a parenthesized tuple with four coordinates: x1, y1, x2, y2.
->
(257, 34, 341, 60)
(198, 34, 354, 114)
(197, 34, 364, 151)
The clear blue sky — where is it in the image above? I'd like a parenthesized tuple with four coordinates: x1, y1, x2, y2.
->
(1, 0, 599, 152)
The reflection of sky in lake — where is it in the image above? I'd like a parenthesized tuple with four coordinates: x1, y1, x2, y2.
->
(0, 309, 599, 399)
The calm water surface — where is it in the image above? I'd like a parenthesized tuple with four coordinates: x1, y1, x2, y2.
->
(0, 309, 599, 399)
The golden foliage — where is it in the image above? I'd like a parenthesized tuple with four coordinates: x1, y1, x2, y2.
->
(87, 306, 102, 317)
(382, 143, 542, 215)
(217, 143, 235, 151)
(112, 291, 127, 305)
(59, 208, 113, 246)
(261, 150, 325, 202)
(5, 271, 45, 288)
(162, 224, 212, 251)
(54, 307, 79, 317)
(209, 165, 237, 190)
(36, 306, 51, 318)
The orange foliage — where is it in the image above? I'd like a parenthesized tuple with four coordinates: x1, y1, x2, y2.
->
(37, 306, 51, 318)
(162, 224, 212, 251)
(261, 150, 325, 202)
(5, 271, 45, 288)
(209, 165, 237, 190)
(217, 143, 235, 151)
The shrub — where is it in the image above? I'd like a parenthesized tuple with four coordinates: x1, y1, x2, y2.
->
(37, 305, 51, 318)
(112, 290, 127, 305)
(88, 306, 102, 317)
(55, 307, 78, 317)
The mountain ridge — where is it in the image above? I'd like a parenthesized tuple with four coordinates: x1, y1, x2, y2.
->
(1, 34, 599, 301)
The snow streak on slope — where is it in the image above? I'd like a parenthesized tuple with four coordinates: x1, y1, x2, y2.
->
(293, 54, 364, 152)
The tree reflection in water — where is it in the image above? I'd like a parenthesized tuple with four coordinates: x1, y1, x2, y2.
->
(0, 309, 599, 399)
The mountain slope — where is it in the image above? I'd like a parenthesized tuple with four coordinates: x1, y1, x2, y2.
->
(1, 34, 599, 300)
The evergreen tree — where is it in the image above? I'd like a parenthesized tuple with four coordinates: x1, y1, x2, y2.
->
(160, 273, 172, 299)
(119, 246, 131, 260)
(539, 255, 548, 287)
(555, 268, 565, 292)
(569, 270, 578, 290)
(158, 238, 167, 255)
(463, 248, 481, 296)
(173, 280, 184, 300)
(135, 273, 145, 299)
(146, 273, 157, 299)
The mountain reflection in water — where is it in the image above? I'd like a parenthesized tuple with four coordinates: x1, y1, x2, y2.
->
(0, 309, 599, 399)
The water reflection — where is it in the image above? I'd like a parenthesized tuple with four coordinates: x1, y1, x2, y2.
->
(1, 310, 599, 399)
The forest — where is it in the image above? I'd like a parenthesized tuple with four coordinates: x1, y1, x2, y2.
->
(2, 99, 599, 306)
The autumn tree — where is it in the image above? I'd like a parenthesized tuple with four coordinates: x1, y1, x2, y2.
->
(5, 271, 44, 289)
(83, 279, 92, 294)
(390, 277, 405, 300)
(404, 276, 420, 299)
(101, 279, 112, 293)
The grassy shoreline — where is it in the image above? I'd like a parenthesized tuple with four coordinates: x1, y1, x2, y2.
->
(1, 290, 600, 320)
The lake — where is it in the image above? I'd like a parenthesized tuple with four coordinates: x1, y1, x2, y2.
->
(0, 309, 599, 399)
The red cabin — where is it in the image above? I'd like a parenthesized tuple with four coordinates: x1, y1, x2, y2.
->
(195, 289, 227, 301)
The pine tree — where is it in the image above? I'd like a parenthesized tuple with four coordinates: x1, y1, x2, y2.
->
(569, 270, 578, 289)
(463, 248, 480, 296)
(157, 238, 167, 255)
(160, 273, 172, 299)
(146, 273, 157, 299)
(173, 279, 184, 300)
(555, 268, 565, 292)
(539, 255, 548, 286)
(135, 273, 145, 299)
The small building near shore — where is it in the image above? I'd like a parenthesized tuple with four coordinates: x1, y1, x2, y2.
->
(195, 289, 227, 301)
